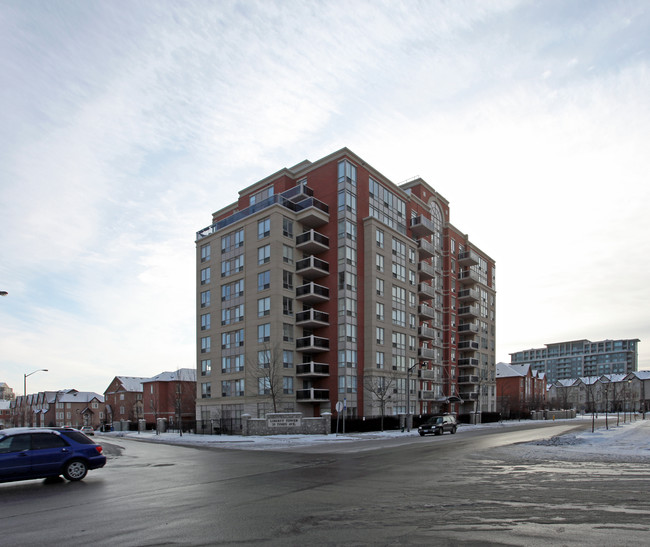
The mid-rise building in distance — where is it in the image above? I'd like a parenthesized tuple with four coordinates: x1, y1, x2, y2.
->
(195, 148, 496, 425)
(510, 338, 639, 382)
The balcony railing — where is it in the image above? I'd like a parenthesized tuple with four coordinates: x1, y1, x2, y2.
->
(458, 270, 480, 285)
(296, 388, 330, 402)
(458, 375, 479, 384)
(296, 282, 330, 304)
(458, 322, 479, 334)
(418, 347, 436, 360)
(416, 239, 436, 258)
(458, 304, 480, 319)
(458, 358, 479, 368)
(410, 216, 436, 237)
(296, 362, 330, 377)
(196, 185, 329, 239)
(417, 283, 436, 300)
(418, 262, 435, 280)
(295, 308, 330, 328)
(457, 340, 479, 352)
(296, 256, 329, 280)
(418, 304, 435, 320)
(458, 288, 480, 302)
(296, 229, 329, 254)
(296, 335, 330, 353)
(418, 325, 436, 340)
(458, 250, 479, 266)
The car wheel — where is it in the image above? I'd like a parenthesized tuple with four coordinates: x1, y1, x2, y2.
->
(451, 427, 457, 434)
(63, 460, 88, 481)
(434, 429, 442, 436)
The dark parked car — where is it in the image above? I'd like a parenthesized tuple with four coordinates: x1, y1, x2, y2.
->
(0, 427, 106, 483)
(418, 415, 457, 436)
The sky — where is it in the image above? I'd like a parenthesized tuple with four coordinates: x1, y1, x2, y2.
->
(1, 0, 649, 395)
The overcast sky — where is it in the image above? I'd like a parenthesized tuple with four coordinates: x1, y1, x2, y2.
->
(1, 0, 648, 395)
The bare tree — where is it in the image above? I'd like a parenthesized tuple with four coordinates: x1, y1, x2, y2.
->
(364, 374, 396, 431)
(248, 343, 286, 415)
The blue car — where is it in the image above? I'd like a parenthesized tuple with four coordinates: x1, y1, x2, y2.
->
(0, 427, 106, 483)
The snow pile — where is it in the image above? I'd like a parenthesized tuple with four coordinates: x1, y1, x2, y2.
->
(511, 419, 650, 462)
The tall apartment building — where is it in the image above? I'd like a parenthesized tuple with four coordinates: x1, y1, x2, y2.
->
(195, 148, 496, 425)
(510, 338, 639, 382)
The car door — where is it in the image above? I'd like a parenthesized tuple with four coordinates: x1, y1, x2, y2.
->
(0, 434, 32, 481)
(29, 433, 70, 477)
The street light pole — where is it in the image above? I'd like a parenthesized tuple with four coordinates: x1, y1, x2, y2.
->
(23, 368, 48, 427)
(406, 363, 418, 432)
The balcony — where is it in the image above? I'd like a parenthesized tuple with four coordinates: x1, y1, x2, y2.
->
(296, 256, 329, 280)
(417, 283, 436, 300)
(418, 389, 443, 401)
(296, 282, 330, 304)
(419, 369, 443, 383)
(295, 197, 329, 228)
(296, 388, 330, 402)
(296, 229, 329, 254)
(418, 347, 436, 360)
(458, 375, 479, 384)
(295, 308, 330, 328)
(458, 358, 479, 368)
(410, 215, 436, 237)
(296, 361, 330, 378)
(416, 239, 436, 258)
(458, 270, 480, 286)
(458, 322, 479, 334)
(418, 304, 435, 320)
(418, 262, 435, 280)
(458, 250, 479, 266)
(457, 340, 479, 352)
(459, 391, 479, 400)
(458, 304, 480, 319)
(296, 335, 330, 353)
(458, 288, 480, 303)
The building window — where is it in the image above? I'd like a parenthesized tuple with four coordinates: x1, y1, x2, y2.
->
(283, 296, 293, 316)
(201, 383, 211, 399)
(201, 336, 211, 353)
(376, 229, 384, 248)
(201, 359, 211, 376)
(376, 351, 385, 369)
(283, 217, 293, 238)
(200, 290, 211, 308)
(258, 323, 271, 343)
(258, 297, 271, 317)
(258, 218, 271, 239)
(283, 377, 294, 395)
(338, 160, 357, 185)
(200, 313, 211, 331)
(258, 245, 271, 265)
(376, 302, 385, 321)
(283, 350, 294, 368)
(376, 278, 384, 296)
(282, 244, 293, 264)
(200, 244, 211, 263)
(376, 327, 385, 345)
(283, 270, 293, 290)
(200, 267, 211, 285)
(258, 270, 270, 291)
(283, 323, 293, 342)
(250, 185, 273, 206)
(258, 378, 271, 395)
(258, 350, 271, 368)
(376, 254, 384, 272)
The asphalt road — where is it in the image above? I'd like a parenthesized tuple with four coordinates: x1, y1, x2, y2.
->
(1, 421, 649, 546)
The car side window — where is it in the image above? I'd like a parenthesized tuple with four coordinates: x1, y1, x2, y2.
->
(31, 433, 68, 450)
(0, 434, 31, 453)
